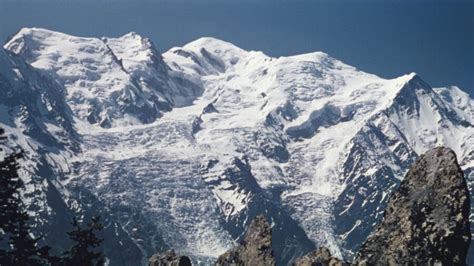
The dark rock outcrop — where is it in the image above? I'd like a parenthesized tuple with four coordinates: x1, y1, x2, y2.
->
(355, 147, 471, 265)
(215, 215, 275, 266)
(296, 147, 470, 266)
(148, 250, 192, 266)
(295, 247, 348, 266)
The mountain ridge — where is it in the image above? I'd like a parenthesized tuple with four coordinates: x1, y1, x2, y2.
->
(1, 27, 473, 265)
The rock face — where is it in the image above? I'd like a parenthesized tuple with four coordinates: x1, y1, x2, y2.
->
(215, 215, 275, 266)
(355, 147, 471, 265)
(148, 250, 192, 266)
(295, 247, 347, 266)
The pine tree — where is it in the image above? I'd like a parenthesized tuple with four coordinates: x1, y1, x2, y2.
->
(0, 127, 52, 265)
(62, 215, 105, 266)
(0, 148, 23, 237)
(0, 128, 105, 265)
(0, 128, 23, 235)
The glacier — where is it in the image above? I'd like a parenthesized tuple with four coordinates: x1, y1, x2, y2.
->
(1, 27, 473, 265)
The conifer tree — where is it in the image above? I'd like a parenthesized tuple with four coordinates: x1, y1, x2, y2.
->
(1, 128, 105, 265)
(0, 127, 51, 265)
(62, 215, 105, 266)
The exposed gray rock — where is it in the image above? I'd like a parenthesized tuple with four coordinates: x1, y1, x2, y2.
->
(355, 147, 471, 265)
(295, 247, 348, 266)
(148, 250, 192, 266)
(215, 215, 275, 266)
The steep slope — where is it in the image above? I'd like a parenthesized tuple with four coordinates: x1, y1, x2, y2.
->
(0, 48, 77, 247)
(2, 28, 473, 264)
(334, 75, 474, 258)
(0, 48, 144, 265)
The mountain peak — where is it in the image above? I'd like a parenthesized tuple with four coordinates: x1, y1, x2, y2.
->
(3, 27, 197, 128)
(5, 27, 62, 55)
(404, 71, 420, 82)
(2, 28, 473, 265)
(121, 31, 141, 39)
(9, 27, 61, 39)
(389, 72, 432, 101)
(182, 37, 248, 66)
(183, 37, 244, 52)
(114, 31, 157, 49)
(285, 51, 329, 61)
(107, 31, 163, 66)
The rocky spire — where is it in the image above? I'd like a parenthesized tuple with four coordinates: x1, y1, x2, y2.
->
(215, 215, 275, 266)
(354, 147, 471, 265)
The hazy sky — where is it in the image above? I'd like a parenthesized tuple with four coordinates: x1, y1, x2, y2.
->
(1, 0, 473, 95)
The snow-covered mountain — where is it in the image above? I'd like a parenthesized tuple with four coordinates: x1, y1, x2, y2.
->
(1, 28, 473, 265)
(5, 28, 201, 128)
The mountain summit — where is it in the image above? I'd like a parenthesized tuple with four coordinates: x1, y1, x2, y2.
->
(1, 28, 473, 264)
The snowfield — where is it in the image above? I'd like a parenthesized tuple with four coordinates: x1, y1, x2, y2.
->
(1, 28, 473, 265)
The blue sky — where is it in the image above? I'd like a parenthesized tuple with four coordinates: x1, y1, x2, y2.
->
(1, 0, 473, 95)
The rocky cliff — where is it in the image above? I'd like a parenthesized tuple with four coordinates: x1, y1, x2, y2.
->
(354, 147, 471, 265)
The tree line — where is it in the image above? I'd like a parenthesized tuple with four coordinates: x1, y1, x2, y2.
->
(0, 128, 104, 266)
